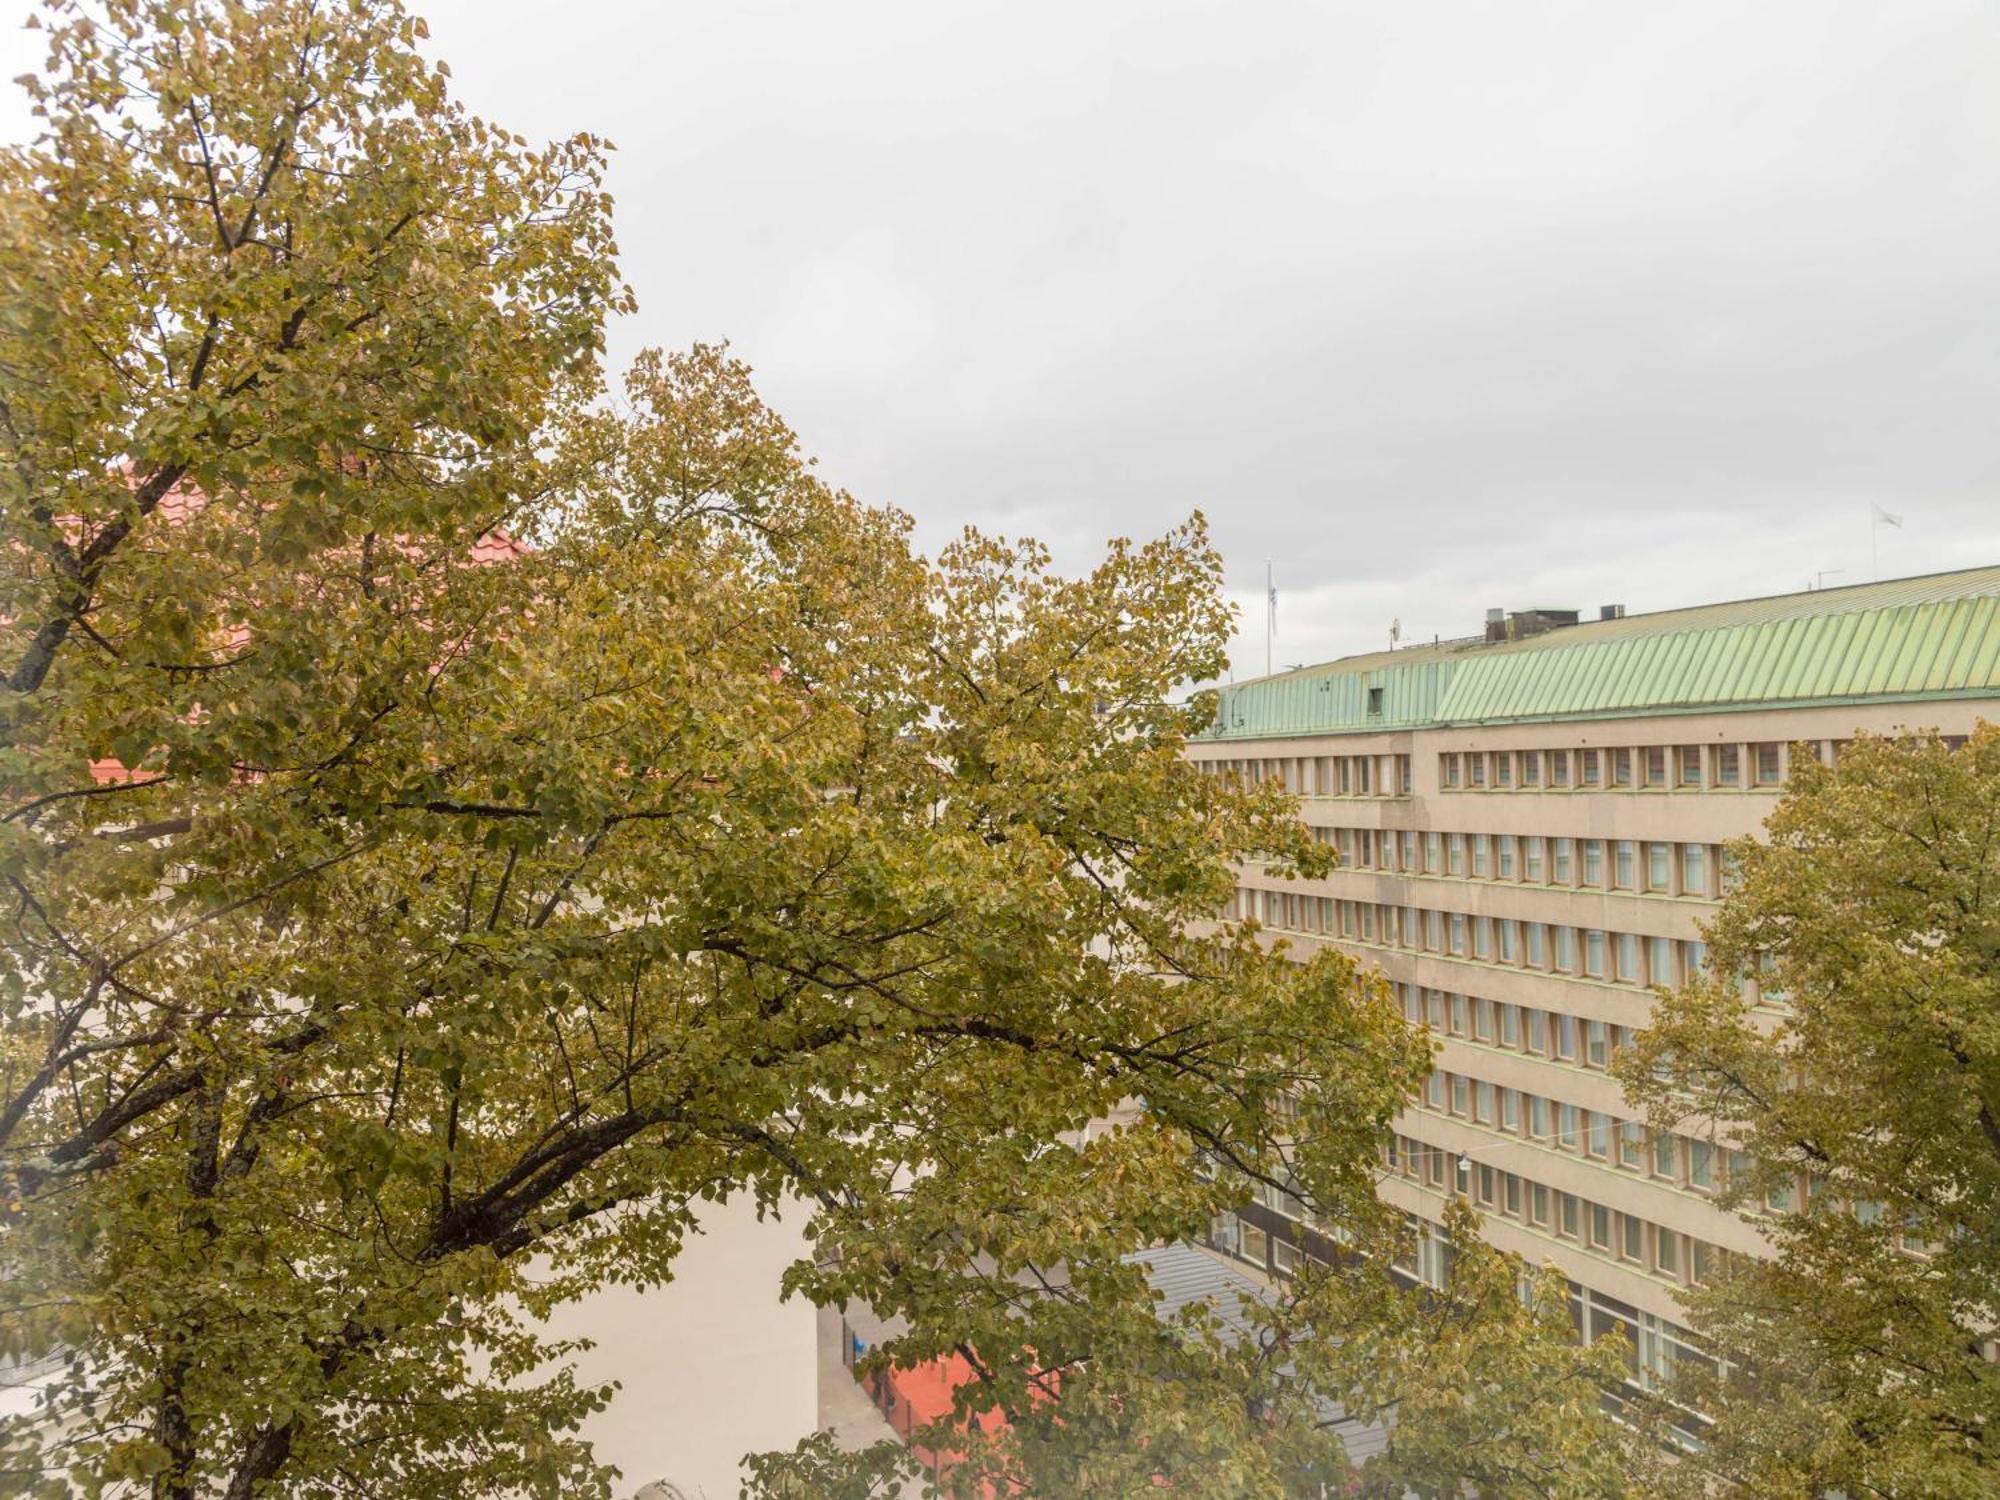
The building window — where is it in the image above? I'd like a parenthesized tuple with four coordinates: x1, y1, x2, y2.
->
(1521, 753, 1541, 787)
(1647, 842, 1671, 892)
(1452, 1074, 1471, 1116)
(1450, 914, 1467, 956)
(1504, 1172, 1522, 1215)
(1553, 838, 1575, 884)
(1587, 1019, 1609, 1067)
(1497, 835, 1517, 879)
(1500, 1003, 1521, 1047)
(1616, 932, 1640, 983)
(1754, 742, 1781, 785)
(1448, 833, 1466, 875)
(1555, 1013, 1578, 1060)
(1530, 1095, 1550, 1139)
(1622, 1214, 1644, 1261)
(1653, 1133, 1678, 1181)
(1498, 920, 1518, 964)
(1611, 748, 1633, 787)
(1645, 746, 1667, 787)
(1495, 754, 1512, 788)
(1501, 1087, 1520, 1131)
(1550, 752, 1571, 788)
(1475, 1081, 1494, 1124)
(1528, 1009, 1549, 1054)
(1677, 745, 1703, 787)
(1591, 1202, 1612, 1248)
(1715, 744, 1741, 786)
(1560, 1193, 1581, 1238)
(1469, 755, 1487, 787)
(1524, 836, 1545, 882)
(1649, 936, 1674, 986)
(1473, 998, 1493, 1042)
(1588, 1114, 1610, 1159)
(1531, 1183, 1550, 1225)
(1585, 929, 1607, 978)
(1473, 834, 1491, 877)
(1584, 840, 1605, 887)
(1689, 1140, 1714, 1191)
(1619, 1121, 1645, 1169)
(1558, 1104, 1580, 1149)
(1525, 922, 1547, 967)
(1681, 842, 1707, 896)
(1241, 1221, 1270, 1268)
(1655, 1229, 1680, 1278)
(1555, 926, 1576, 972)
(1442, 754, 1460, 787)
(1614, 840, 1636, 890)
(1450, 993, 1468, 1035)
(1425, 832, 1442, 873)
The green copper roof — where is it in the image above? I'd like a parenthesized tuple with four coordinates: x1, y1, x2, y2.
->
(1205, 654, 1457, 737)
(1195, 564, 2000, 741)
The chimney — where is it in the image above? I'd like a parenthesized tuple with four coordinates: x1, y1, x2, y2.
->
(1600, 604, 1626, 620)
(1485, 607, 1506, 643)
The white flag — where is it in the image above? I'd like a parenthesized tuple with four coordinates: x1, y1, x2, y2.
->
(1874, 505, 1904, 529)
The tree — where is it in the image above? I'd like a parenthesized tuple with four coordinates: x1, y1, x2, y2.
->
(1622, 726, 2000, 1496)
(1, 3, 1629, 1495)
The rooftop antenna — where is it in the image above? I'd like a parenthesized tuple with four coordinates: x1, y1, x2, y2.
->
(1389, 617, 1402, 652)
(1871, 505, 1904, 580)
(1265, 561, 1276, 678)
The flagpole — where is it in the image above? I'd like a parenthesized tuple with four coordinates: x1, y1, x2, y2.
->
(1265, 560, 1273, 677)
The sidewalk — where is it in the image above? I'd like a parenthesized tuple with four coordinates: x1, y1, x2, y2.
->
(816, 1303, 903, 1453)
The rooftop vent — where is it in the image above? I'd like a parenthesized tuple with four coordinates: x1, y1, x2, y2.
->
(1487, 607, 1580, 644)
(1601, 604, 1626, 620)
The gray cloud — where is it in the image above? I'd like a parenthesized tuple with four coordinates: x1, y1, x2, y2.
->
(6, 0, 1998, 671)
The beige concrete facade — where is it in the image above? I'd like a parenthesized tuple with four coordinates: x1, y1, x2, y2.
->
(1187, 695, 1997, 1378)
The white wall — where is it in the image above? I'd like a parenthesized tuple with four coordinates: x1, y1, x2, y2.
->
(543, 1196, 819, 1500)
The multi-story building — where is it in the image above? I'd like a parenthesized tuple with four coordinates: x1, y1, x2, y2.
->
(1184, 565, 2000, 1401)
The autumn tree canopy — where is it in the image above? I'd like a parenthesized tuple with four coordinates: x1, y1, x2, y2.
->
(0, 3, 1630, 1495)
(1624, 726, 2000, 1497)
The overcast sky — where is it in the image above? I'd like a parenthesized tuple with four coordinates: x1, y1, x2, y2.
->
(8, 1, 2000, 673)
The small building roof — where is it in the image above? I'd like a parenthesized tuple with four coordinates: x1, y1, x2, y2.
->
(1125, 1243, 1392, 1465)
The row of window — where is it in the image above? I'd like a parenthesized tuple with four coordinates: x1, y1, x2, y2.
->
(1388, 1132, 1720, 1289)
(1197, 753, 1413, 797)
(1206, 1202, 1714, 1406)
(1400, 983, 1631, 1077)
(1441, 742, 1784, 792)
(1236, 885, 1739, 997)
(1316, 826, 1736, 901)
(1414, 1071, 1719, 1196)
(1406, 1077, 1932, 1255)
